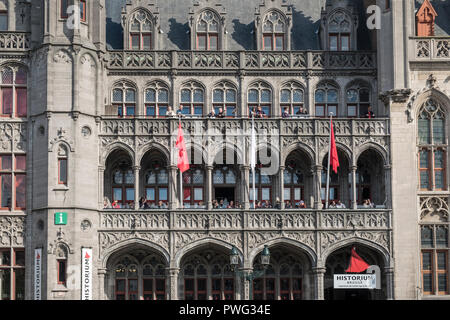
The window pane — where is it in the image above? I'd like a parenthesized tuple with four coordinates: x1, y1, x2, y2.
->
(194, 105, 203, 115)
(193, 170, 203, 184)
(341, 35, 350, 51)
(16, 88, 27, 116)
(193, 90, 203, 103)
(131, 34, 140, 50)
(14, 250, 25, 266)
(327, 90, 338, 103)
(433, 117, 445, 144)
(330, 35, 338, 51)
(209, 35, 218, 50)
(1, 174, 12, 208)
(181, 89, 191, 103)
(213, 89, 224, 103)
(264, 36, 272, 50)
(275, 36, 283, 50)
(418, 118, 430, 144)
(158, 89, 169, 103)
(226, 90, 236, 103)
(2, 88, 13, 115)
(159, 188, 168, 201)
(146, 89, 156, 102)
(423, 273, 432, 293)
(126, 188, 135, 201)
(315, 90, 325, 103)
(420, 171, 429, 189)
(262, 188, 270, 201)
(146, 188, 155, 201)
(436, 227, 448, 248)
(226, 106, 235, 117)
(315, 105, 325, 117)
(348, 105, 357, 117)
(158, 106, 167, 116)
(437, 252, 447, 270)
(183, 188, 191, 201)
(438, 274, 447, 293)
(261, 90, 271, 103)
(126, 106, 135, 116)
(293, 90, 303, 103)
(1, 156, 12, 170)
(143, 34, 151, 50)
(347, 89, 358, 103)
(0, 251, 10, 266)
(284, 188, 290, 200)
(197, 35, 206, 50)
(198, 21, 207, 32)
(0, 14, 7, 31)
(1, 68, 13, 84)
(248, 90, 258, 103)
(420, 150, 429, 168)
(146, 106, 155, 116)
(421, 227, 433, 248)
(328, 105, 337, 117)
(15, 175, 26, 209)
(0, 269, 10, 300)
(15, 155, 26, 171)
(209, 21, 219, 33)
(113, 89, 123, 102)
(280, 90, 290, 103)
(194, 188, 203, 201)
(14, 269, 25, 300)
(226, 170, 236, 184)
(125, 89, 135, 102)
(58, 260, 66, 283)
(359, 88, 370, 102)
(294, 188, 301, 200)
(113, 188, 122, 202)
(435, 171, 444, 189)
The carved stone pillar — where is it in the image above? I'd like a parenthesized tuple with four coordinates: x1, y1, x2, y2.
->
(312, 267, 326, 300)
(240, 268, 252, 300)
(384, 267, 394, 300)
(133, 166, 140, 210)
(97, 268, 107, 300)
(279, 166, 285, 209)
(384, 165, 392, 208)
(241, 166, 250, 210)
(168, 268, 180, 300)
(98, 166, 105, 209)
(351, 165, 357, 210)
(206, 165, 213, 210)
(168, 166, 178, 210)
(314, 166, 323, 209)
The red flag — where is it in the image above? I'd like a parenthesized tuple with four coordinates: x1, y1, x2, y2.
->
(330, 118, 339, 174)
(176, 123, 190, 173)
(346, 247, 370, 273)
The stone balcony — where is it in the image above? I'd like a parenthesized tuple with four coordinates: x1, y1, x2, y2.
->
(106, 50, 377, 71)
(412, 36, 450, 61)
(99, 209, 391, 231)
(0, 32, 30, 51)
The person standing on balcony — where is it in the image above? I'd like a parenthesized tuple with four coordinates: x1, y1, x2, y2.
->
(282, 107, 290, 118)
(365, 106, 375, 118)
(166, 106, 175, 117)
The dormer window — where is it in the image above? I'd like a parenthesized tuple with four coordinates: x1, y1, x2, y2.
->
(196, 10, 220, 50)
(328, 12, 351, 51)
(129, 10, 153, 50)
(262, 11, 286, 51)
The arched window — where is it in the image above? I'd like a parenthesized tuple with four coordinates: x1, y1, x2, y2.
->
(346, 84, 370, 117)
(180, 82, 204, 116)
(184, 263, 207, 300)
(145, 82, 169, 117)
(55, 244, 68, 286)
(145, 166, 168, 206)
(212, 82, 237, 117)
(112, 161, 134, 208)
(248, 82, 272, 117)
(328, 11, 352, 51)
(0, 153, 26, 210)
(114, 258, 139, 300)
(280, 82, 305, 116)
(315, 82, 338, 117)
(129, 9, 153, 50)
(196, 10, 220, 50)
(182, 166, 205, 208)
(1, 66, 27, 117)
(142, 260, 166, 300)
(418, 100, 447, 191)
(262, 11, 286, 51)
(249, 168, 272, 208)
(57, 145, 68, 185)
(112, 83, 136, 117)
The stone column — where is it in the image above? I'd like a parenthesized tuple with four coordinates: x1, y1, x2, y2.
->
(313, 166, 323, 209)
(168, 268, 180, 300)
(279, 166, 285, 209)
(168, 165, 178, 210)
(206, 165, 213, 210)
(312, 267, 326, 300)
(240, 268, 252, 300)
(133, 166, 140, 210)
(241, 165, 250, 210)
(384, 267, 394, 300)
(98, 166, 105, 209)
(97, 268, 107, 300)
(384, 165, 392, 208)
(351, 165, 357, 210)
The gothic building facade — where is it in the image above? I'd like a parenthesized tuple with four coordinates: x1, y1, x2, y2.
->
(0, 0, 448, 300)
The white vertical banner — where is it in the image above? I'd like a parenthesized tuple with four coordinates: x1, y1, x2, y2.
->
(81, 248, 93, 300)
(34, 248, 42, 300)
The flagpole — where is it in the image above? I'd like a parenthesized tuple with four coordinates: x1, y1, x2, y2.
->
(325, 113, 332, 209)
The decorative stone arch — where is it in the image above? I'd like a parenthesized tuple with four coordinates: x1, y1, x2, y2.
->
(101, 142, 135, 167)
(49, 139, 74, 154)
(101, 238, 170, 269)
(137, 142, 170, 167)
(320, 5, 359, 51)
(174, 237, 243, 269)
(254, 142, 281, 171)
(248, 238, 317, 269)
(320, 237, 391, 269)
(255, 0, 292, 51)
(208, 142, 244, 167)
(282, 142, 315, 168)
(355, 143, 389, 167)
(189, 4, 226, 51)
(411, 88, 450, 118)
(121, 2, 160, 50)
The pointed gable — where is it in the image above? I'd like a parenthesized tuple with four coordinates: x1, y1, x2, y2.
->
(416, 0, 438, 37)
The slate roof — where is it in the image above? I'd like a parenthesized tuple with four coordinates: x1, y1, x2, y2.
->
(106, 0, 376, 51)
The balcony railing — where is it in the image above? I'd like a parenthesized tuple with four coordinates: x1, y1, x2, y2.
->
(99, 117, 390, 137)
(0, 32, 30, 51)
(99, 209, 391, 231)
(413, 37, 450, 60)
(106, 50, 377, 70)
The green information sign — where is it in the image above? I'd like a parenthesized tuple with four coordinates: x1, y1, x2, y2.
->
(54, 212, 68, 225)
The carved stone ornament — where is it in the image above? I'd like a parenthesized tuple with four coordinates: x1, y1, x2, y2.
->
(420, 197, 449, 222)
(49, 127, 75, 152)
(48, 227, 74, 254)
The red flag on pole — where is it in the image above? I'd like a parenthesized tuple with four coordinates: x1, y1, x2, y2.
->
(176, 122, 190, 173)
(330, 118, 339, 174)
(346, 247, 370, 273)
